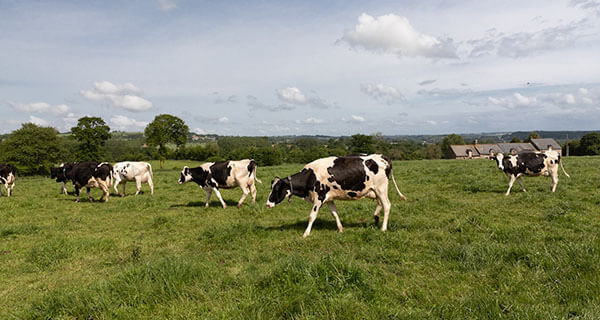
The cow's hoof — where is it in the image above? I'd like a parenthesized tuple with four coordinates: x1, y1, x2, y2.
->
(302, 233, 309, 238)
(374, 216, 380, 225)
(75, 199, 80, 203)
(222, 205, 227, 209)
(120, 194, 125, 197)
(337, 227, 344, 233)
(237, 204, 242, 209)
(401, 195, 408, 201)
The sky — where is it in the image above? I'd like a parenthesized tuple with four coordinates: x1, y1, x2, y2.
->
(1, 0, 599, 136)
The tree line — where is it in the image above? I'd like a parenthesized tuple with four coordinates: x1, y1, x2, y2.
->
(0, 114, 599, 175)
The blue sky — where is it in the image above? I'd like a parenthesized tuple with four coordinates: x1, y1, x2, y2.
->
(1, 0, 599, 135)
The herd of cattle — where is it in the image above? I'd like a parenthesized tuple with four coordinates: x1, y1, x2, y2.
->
(0, 148, 570, 237)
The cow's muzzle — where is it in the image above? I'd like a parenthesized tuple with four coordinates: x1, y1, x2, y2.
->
(266, 202, 275, 209)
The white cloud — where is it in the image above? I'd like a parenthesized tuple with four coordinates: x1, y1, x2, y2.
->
(513, 92, 537, 106)
(157, 0, 177, 11)
(9, 101, 70, 115)
(28, 115, 49, 126)
(277, 87, 307, 104)
(193, 128, 207, 134)
(350, 115, 365, 122)
(340, 13, 458, 59)
(296, 117, 326, 124)
(361, 83, 405, 105)
(426, 120, 438, 125)
(81, 81, 152, 112)
(248, 95, 295, 112)
(217, 117, 229, 123)
(485, 86, 599, 110)
(110, 115, 148, 130)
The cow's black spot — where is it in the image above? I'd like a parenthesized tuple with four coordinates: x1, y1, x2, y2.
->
(210, 161, 231, 186)
(382, 156, 392, 177)
(326, 156, 367, 191)
(313, 205, 317, 212)
(347, 191, 357, 197)
(247, 160, 257, 177)
(332, 185, 338, 190)
(315, 181, 330, 202)
(365, 159, 379, 174)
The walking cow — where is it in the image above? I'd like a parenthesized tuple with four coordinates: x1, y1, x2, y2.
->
(266, 154, 407, 237)
(70, 162, 113, 202)
(112, 161, 154, 196)
(0, 164, 16, 197)
(50, 162, 77, 195)
(491, 148, 570, 196)
(178, 159, 261, 208)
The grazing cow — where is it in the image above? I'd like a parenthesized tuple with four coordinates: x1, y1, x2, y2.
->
(178, 159, 262, 208)
(266, 154, 407, 237)
(112, 161, 154, 196)
(491, 148, 570, 196)
(50, 162, 77, 195)
(0, 164, 16, 197)
(70, 162, 113, 202)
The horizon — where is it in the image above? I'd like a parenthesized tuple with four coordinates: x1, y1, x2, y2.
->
(1, 1, 599, 135)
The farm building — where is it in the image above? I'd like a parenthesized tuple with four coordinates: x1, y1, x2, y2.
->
(449, 138, 562, 159)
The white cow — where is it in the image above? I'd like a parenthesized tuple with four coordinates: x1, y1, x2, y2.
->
(112, 161, 154, 196)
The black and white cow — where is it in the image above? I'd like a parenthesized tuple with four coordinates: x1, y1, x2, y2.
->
(69, 162, 113, 202)
(266, 154, 407, 237)
(178, 159, 262, 208)
(50, 162, 77, 195)
(491, 148, 570, 196)
(0, 164, 16, 197)
(112, 161, 154, 196)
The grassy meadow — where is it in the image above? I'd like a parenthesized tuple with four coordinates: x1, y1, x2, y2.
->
(1, 157, 600, 319)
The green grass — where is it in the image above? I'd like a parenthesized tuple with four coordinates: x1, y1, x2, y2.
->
(1, 157, 599, 319)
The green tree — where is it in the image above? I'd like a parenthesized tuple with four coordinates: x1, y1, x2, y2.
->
(144, 114, 189, 168)
(578, 132, 600, 155)
(0, 123, 64, 174)
(71, 116, 111, 161)
(422, 144, 442, 159)
(441, 134, 465, 159)
(349, 134, 376, 154)
(510, 137, 522, 143)
(525, 131, 541, 142)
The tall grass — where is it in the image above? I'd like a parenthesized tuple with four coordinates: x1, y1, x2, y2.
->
(0, 157, 599, 319)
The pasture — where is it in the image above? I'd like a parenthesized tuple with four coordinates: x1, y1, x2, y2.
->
(1, 157, 599, 319)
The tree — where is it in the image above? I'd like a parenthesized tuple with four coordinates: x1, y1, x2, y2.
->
(0, 123, 64, 174)
(578, 132, 600, 155)
(349, 134, 376, 154)
(144, 114, 189, 168)
(510, 137, 522, 143)
(525, 131, 541, 142)
(71, 116, 111, 161)
(440, 134, 465, 159)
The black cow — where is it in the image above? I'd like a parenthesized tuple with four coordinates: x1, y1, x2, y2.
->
(266, 154, 407, 237)
(178, 159, 261, 208)
(50, 162, 77, 195)
(0, 164, 17, 197)
(491, 149, 570, 195)
(69, 162, 113, 202)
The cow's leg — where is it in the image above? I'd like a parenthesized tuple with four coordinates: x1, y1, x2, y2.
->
(148, 176, 154, 196)
(505, 174, 517, 196)
(517, 178, 527, 192)
(212, 188, 227, 209)
(373, 197, 383, 225)
(121, 181, 127, 197)
(204, 188, 213, 208)
(551, 171, 559, 192)
(327, 202, 344, 233)
(61, 182, 68, 195)
(5, 183, 11, 197)
(75, 185, 81, 202)
(135, 176, 142, 195)
(86, 187, 94, 202)
(379, 195, 392, 232)
(237, 184, 250, 208)
(250, 183, 257, 204)
(8, 183, 14, 197)
(303, 202, 322, 238)
(114, 176, 123, 196)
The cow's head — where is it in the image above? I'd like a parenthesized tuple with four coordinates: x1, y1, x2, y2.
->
(178, 166, 192, 184)
(490, 152, 505, 170)
(52, 165, 68, 182)
(266, 176, 291, 208)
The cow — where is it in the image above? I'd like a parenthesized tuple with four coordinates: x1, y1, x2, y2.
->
(0, 164, 16, 197)
(178, 159, 262, 208)
(490, 148, 570, 196)
(112, 161, 154, 196)
(266, 154, 407, 238)
(50, 162, 77, 195)
(69, 162, 113, 202)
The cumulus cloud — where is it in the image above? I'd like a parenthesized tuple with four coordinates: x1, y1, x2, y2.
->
(248, 95, 295, 112)
(570, 0, 600, 10)
(486, 87, 598, 110)
(193, 128, 207, 134)
(157, 0, 177, 11)
(81, 81, 152, 112)
(349, 115, 366, 123)
(361, 83, 405, 105)
(340, 13, 458, 59)
(276, 87, 334, 109)
(9, 101, 70, 115)
(28, 115, 49, 126)
(417, 87, 473, 97)
(296, 117, 326, 124)
(110, 115, 148, 130)
(217, 117, 229, 123)
(467, 20, 586, 58)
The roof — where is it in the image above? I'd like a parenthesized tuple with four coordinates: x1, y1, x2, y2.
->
(530, 138, 561, 150)
(475, 144, 501, 155)
(450, 144, 480, 157)
(497, 143, 536, 154)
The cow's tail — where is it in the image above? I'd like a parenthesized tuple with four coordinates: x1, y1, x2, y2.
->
(391, 173, 407, 201)
(147, 163, 153, 178)
(559, 158, 571, 178)
(249, 159, 262, 184)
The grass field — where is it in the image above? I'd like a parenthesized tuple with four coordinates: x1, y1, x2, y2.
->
(1, 157, 599, 319)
